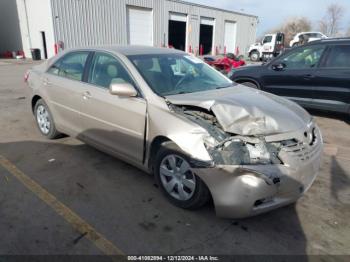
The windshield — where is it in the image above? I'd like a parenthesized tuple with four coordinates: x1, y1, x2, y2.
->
(127, 53, 232, 96)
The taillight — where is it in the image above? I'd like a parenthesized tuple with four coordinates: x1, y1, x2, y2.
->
(24, 71, 30, 83)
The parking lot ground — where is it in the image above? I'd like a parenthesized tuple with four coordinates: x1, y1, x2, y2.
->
(0, 60, 349, 257)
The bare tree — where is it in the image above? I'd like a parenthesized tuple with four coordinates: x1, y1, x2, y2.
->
(319, 4, 345, 37)
(267, 17, 312, 45)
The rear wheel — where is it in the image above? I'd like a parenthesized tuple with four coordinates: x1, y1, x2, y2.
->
(154, 142, 210, 209)
(249, 51, 260, 62)
(34, 99, 61, 139)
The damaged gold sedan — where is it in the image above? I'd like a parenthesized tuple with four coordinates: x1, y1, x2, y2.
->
(27, 46, 323, 218)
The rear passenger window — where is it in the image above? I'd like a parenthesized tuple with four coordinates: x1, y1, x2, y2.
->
(88, 52, 135, 88)
(323, 45, 350, 68)
(47, 52, 89, 81)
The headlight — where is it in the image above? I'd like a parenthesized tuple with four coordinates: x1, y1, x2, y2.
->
(205, 137, 282, 165)
(246, 141, 272, 164)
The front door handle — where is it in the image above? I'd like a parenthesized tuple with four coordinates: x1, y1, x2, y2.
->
(42, 78, 51, 86)
(82, 91, 92, 100)
(303, 74, 315, 80)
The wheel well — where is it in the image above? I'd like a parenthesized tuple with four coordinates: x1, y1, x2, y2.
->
(148, 136, 171, 170)
(234, 78, 260, 89)
(31, 95, 42, 113)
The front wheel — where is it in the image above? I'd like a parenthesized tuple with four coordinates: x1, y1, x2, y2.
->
(249, 51, 260, 62)
(154, 142, 210, 209)
(34, 99, 61, 139)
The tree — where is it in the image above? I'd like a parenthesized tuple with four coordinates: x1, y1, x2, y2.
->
(318, 4, 345, 37)
(267, 17, 312, 46)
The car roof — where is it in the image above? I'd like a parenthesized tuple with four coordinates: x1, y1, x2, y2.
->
(298, 32, 323, 35)
(306, 37, 350, 45)
(68, 45, 185, 56)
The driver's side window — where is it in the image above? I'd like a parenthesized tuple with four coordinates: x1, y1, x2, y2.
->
(279, 45, 325, 69)
(262, 36, 272, 44)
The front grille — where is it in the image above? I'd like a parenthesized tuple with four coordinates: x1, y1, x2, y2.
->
(279, 127, 322, 162)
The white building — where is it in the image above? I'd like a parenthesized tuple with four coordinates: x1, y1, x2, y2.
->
(0, 0, 258, 59)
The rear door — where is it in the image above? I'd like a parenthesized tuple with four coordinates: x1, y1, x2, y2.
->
(45, 51, 90, 135)
(313, 44, 350, 113)
(261, 44, 326, 105)
(80, 51, 147, 163)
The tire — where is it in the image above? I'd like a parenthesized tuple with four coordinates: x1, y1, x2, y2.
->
(249, 51, 260, 62)
(34, 99, 61, 139)
(240, 81, 259, 89)
(154, 142, 210, 209)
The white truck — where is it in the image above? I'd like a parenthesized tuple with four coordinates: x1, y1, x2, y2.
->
(248, 32, 285, 62)
(289, 32, 328, 47)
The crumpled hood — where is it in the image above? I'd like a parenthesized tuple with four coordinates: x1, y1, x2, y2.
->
(166, 85, 311, 136)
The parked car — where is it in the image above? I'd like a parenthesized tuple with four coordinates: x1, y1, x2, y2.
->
(231, 38, 350, 115)
(289, 32, 327, 47)
(26, 46, 322, 218)
(248, 32, 285, 61)
(204, 53, 246, 74)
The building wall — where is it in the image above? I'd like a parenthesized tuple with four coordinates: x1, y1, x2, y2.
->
(16, 0, 56, 59)
(51, 0, 257, 57)
(0, 0, 23, 55)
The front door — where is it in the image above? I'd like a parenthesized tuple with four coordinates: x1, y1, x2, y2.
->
(80, 52, 147, 163)
(261, 44, 326, 105)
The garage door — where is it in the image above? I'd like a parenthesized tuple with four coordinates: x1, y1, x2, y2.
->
(224, 21, 237, 53)
(127, 7, 153, 46)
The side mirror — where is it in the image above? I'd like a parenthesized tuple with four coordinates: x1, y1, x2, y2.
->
(272, 63, 286, 71)
(109, 83, 137, 97)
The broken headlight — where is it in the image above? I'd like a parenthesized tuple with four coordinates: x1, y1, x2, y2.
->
(245, 140, 281, 165)
(205, 137, 282, 165)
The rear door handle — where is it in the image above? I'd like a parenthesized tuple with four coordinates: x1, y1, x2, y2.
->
(82, 91, 92, 100)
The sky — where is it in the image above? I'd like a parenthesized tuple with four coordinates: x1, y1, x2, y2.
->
(187, 0, 350, 37)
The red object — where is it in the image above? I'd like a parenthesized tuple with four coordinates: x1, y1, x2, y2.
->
(24, 70, 30, 83)
(199, 45, 203, 56)
(2, 51, 12, 58)
(189, 45, 192, 53)
(209, 55, 246, 74)
(54, 43, 58, 55)
(17, 50, 25, 58)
